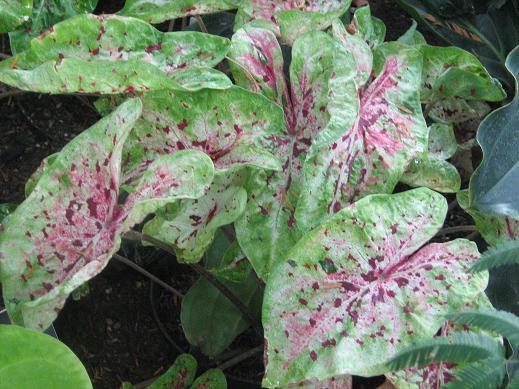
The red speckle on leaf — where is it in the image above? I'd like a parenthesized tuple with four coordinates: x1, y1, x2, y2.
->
(334, 298, 342, 307)
(435, 274, 446, 281)
(177, 118, 188, 130)
(299, 298, 308, 306)
(310, 351, 318, 361)
(145, 43, 162, 53)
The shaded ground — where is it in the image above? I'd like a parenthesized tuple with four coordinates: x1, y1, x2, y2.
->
(0, 2, 459, 389)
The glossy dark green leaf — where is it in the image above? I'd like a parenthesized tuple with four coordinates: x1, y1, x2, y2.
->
(470, 46, 519, 218)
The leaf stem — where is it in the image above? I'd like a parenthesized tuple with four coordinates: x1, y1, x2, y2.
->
(196, 15, 208, 33)
(124, 230, 262, 335)
(216, 345, 263, 371)
(113, 253, 184, 299)
(436, 225, 477, 236)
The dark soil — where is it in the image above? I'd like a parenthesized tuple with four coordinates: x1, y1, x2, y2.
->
(0, 2, 470, 389)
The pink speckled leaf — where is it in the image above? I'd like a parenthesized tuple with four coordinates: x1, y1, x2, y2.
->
(0, 99, 214, 330)
(231, 29, 357, 279)
(262, 188, 488, 387)
(296, 43, 427, 232)
(121, 86, 285, 187)
(385, 293, 495, 389)
(143, 171, 248, 263)
(0, 14, 230, 94)
(286, 374, 352, 388)
(231, 0, 351, 44)
(119, 0, 236, 24)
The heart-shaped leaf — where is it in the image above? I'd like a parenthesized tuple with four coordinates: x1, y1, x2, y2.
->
(296, 41, 428, 231)
(0, 0, 32, 32)
(470, 45, 519, 218)
(119, 0, 237, 24)
(8, 0, 98, 54)
(231, 0, 351, 44)
(262, 188, 487, 387)
(349, 5, 386, 49)
(0, 324, 92, 388)
(0, 99, 215, 330)
(0, 14, 230, 94)
(143, 171, 247, 262)
(230, 27, 356, 279)
(121, 86, 284, 187)
(189, 369, 226, 389)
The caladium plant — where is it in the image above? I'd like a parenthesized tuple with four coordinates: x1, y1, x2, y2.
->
(0, 2, 510, 388)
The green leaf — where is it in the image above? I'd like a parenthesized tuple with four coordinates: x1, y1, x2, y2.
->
(25, 153, 59, 198)
(470, 46, 519, 218)
(428, 123, 457, 160)
(143, 171, 247, 263)
(232, 0, 351, 44)
(9, 0, 99, 54)
(231, 28, 355, 279)
(350, 5, 386, 48)
(262, 188, 487, 386)
(121, 86, 284, 187)
(285, 375, 352, 388)
(0, 203, 17, 224)
(447, 309, 519, 346)
(396, 0, 519, 88)
(400, 156, 461, 193)
(427, 97, 491, 124)
(206, 240, 251, 284)
(419, 45, 506, 104)
(470, 239, 519, 272)
(0, 14, 230, 94)
(297, 42, 428, 231)
(0, 99, 215, 330)
(0, 0, 32, 32)
(189, 369, 226, 389)
(180, 270, 261, 357)
(387, 332, 504, 371)
(398, 20, 426, 46)
(0, 324, 92, 388)
(146, 354, 197, 389)
(457, 190, 519, 246)
(119, 0, 236, 24)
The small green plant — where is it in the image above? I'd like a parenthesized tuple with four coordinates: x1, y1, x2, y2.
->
(0, 1, 517, 388)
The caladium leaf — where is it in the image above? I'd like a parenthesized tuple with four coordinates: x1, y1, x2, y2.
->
(349, 5, 386, 49)
(400, 123, 460, 193)
(262, 188, 487, 387)
(400, 157, 460, 193)
(296, 42, 428, 232)
(419, 45, 505, 104)
(285, 375, 352, 388)
(0, 14, 230, 94)
(427, 97, 491, 124)
(230, 28, 357, 279)
(231, 0, 351, 44)
(119, 0, 236, 24)
(470, 46, 519, 219)
(143, 171, 247, 263)
(180, 269, 261, 357)
(121, 86, 284, 187)
(147, 354, 197, 389)
(457, 190, 519, 246)
(397, 20, 426, 47)
(8, 0, 98, 54)
(385, 293, 495, 389)
(0, 0, 32, 32)
(25, 153, 59, 198)
(189, 369, 226, 389)
(0, 99, 215, 330)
